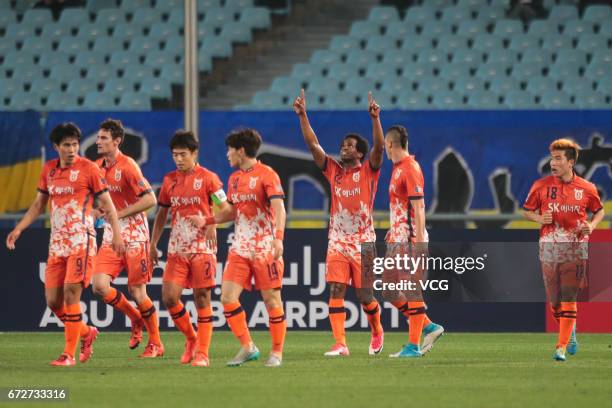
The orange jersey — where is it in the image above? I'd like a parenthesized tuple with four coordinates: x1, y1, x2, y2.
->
(386, 155, 427, 243)
(227, 161, 284, 258)
(524, 174, 603, 262)
(96, 151, 152, 244)
(37, 156, 106, 257)
(158, 164, 225, 255)
(322, 156, 379, 251)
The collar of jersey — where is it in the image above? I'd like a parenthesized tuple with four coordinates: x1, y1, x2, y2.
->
(56, 155, 82, 169)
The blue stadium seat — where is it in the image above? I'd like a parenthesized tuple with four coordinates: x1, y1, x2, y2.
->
(197, 53, 213, 73)
(526, 76, 558, 95)
(109, 50, 139, 67)
(76, 22, 108, 41)
(251, 90, 285, 109)
(0, 79, 24, 96)
(591, 50, 612, 65)
(310, 50, 341, 66)
(541, 34, 573, 52)
(365, 35, 399, 54)
(456, 19, 487, 37)
(493, 19, 524, 37)
(417, 49, 447, 64)
(38, 51, 71, 66)
(128, 36, 160, 56)
(548, 61, 582, 81)
(539, 90, 572, 109)
(400, 62, 435, 80)
(489, 77, 521, 95)
(21, 36, 53, 54)
(40, 22, 69, 42)
(508, 33, 539, 53)
(365, 62, 399, 81)
(204, 7, 232, 29)
(4, 24, 36, 40)
(120, 0, 152, 13)
(527, 20, 557, 37)
(163, 37, 183, 55)
(346, 49, 378, 69)
(92, 37, 121, 54)
(131, 9, 162, 26)
(453, 76, 485, 95)
(140, 78, 172, 99)
(382, 49, 411, 67)
(562, 19, 595, 37)
(124, 66, 155, 84)
(95, 8, 127, 28)
(576, 34, 607, 54)
(239, 7, 271, 30)
(380, 77, 413, 96)
(582, 5, 611, 22)
(67, 78, 99, 95)
(417, 76, 450, 95)
(85, 65, 116, 83)
(58, 37, 88, 56)
(521, 49, 552, 64)
(2, 51, 36, 70)
(441, 6, 473, 24)
(21, 9, 53, 28)
(147, 22, 180, 39)
(270, 76, 303, 97)
(504, 90, 537, 108)
(349, 21, 380, 40)
(370, 91, 395, 109)
(439, 63, 472, 81)
(307, 77, 339, 94)
(472, 34, 504, 52)
(46, 92, 79, 110)
(399, 35, 435, 55)
(573, 91, 608, 108)
(324, 91, 360, 110)
(404, 5, 436, 25)
(329, 35, 361, 57)
(548, 5, 578, 22)
(345, 77, 377, 95)
(487, 49, 519, 65)
(143, 50, 176, 67)
(8, 91, 44, 111)
(117, 92, 152, 111)
(431, 90, 464, 108)
(112, 22, 144, 40)
(159, 64, 183, 84)
(397, 92, 429, 109)
(327, 62, 359, 83)
(220, 21, 253, 44)
(0, 9, 15, 29)
(467, 90, 501, 108)
(151, 0, 182, 11)
(475, 62, 510, 81)
(555, 49, 587, 66)
(511, 61, 544, 79)
(200, 37, 232, 58)
(368, 6, 400, 25)
(596, 76, 612, 95)
(475, 5, 506, 22)
(86, 0, 117, 12)
(83, 92, 116, 109)
(584, 62, 610, 81)
(166, 8, 184, 26)
(291, 63, 320, 83)
(456, 0, 483, 8)
(104, 78, 134, 95)
(58, 9, 91, 30)
(226, 0, 254, 11)
(74, 51, 107, 66)
(561, 77, 594, 95)
(31, 78, 61, 96)
(436, 34, 469, 54)
(385, 21, 416, 40)
(452, 49, 484, 66)
(420, 23, 452, 38)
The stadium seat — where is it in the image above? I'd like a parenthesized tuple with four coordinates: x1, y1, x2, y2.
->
(147, 22, 180, 39)
(526, 76, 558, 95)
(452, 49, 484, 66)
(200, 37, 232, 58)
(225, 0, 254, 10)
(197, 53, 213, 73)
(397, 92, 429, 109)
(163, 37, 184, 54)
(453, 76, 485, 94)
(417, 49, 447, 64)
(82, 92, 116, 109)
(220, 21, 253, 44)
(521, 49, 552, 64)
(370, 91, 394, 109)
(4, 23, 36, 40)
(591, 50, 612, 65)
(475, 5, 506, 23)
(417, 76, 450, 95)
(21, 9, 53, 28)
(487, 49, 519, 65)
(472, 34, 504, 52)
(131, 9, 162, 26)
(399, 35, 435, 55)
(46, 92, 79, 110)
(327, 62, 359, 83)
(92, 37, 121, 54)
(21, 36, 53, 54)
(441, 6, 473, 25)
(365, 62, 399, 82)
(508, 33, 539, 53)
(10, 66, 43, 84)
(527, 20, 557, 37)
(511, 61, 544, 79)
(385, 21, 416, 40)
(596, 76, 612, 95)
(493, 19, 524, 37)
(382, 49, 411, 67)
(573, 91, 608, 108)
(85, 64, 116, 83)
(0, 79, 24, 95)
(140, 78, 172, 99)
(539, 90, 572, 108)
(0, 9, 15, 29)
(561, 77, 594, 95)
(291, 63, 320, 83)
(368, 6, 400, 26)
(365, 35, 399, 54)
(349, 21, 380, 41)
(584, 62, 610, 81)
(489, 77, 521, 95)
(76, 22, 108, 41)
(548, 5, 578, 22)
(307, 77, 339, 94)
(117, 92, 152, 111)
(436, 34, 469, 54)
(95, 8, 127, 28)
(251, 90, 285, 109)
(109, 50, 140, 67)
(420, 23, 452, 38)
(380, 77, 413, 96)
(582, 5, 611, 22)
(239, 7, 271, 30)
(8, 91, 44, 111)
(555, 49, 587, 66)
(548, 61, 582, 81)
(2, 51, 36, 70)
(576, 34, 607, 54)
(329, 35, 361, 57)
(439, 63, 473, 81)
(112, 22, 144, 40)
(400, 62, 435, 80)
(431, 90, 464, 108)
(203, 7, 232, 29)
(127, 36, 160, 56)
(143, 50, 176, 67)
(310, 50, 341, 66)
(467, 90, 501, 108)
(120, 0, 152, 13)
(475, 62, 510, 81)
(456, 19, 487, 37)
(67, 78, 99, 95)
(58, 37, 88, 56)
(86, 0, 117, 12)
(346, 49, 378, 69)
(541, 34, 573, 52)
(562, 19, 595, 37)
(30, 78, 61, 96)
(504, 90, 537, 108)
(159, 64, 183, 84)
(403, 5, 436, 25)
(104, 78, 134, 95)
(324, 91, 360, 110)
(75, 51, 107, 67)
(58, 8, 91, 30)
(124, 66, 155, 84)
(345, 77, 377, 95)
(270, 76, 303, 97)
(38, 51, 71, 66)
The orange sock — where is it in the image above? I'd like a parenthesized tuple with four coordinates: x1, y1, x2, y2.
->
(168, 302, 196, 340)
(423, 314, 432, 327)
(268, 306, 286, 355)
(557, 302, 577, 348)
(197, 306, 214, 356)
(223, 302, 251, 347)
(407, 302, 426, 346)
(63, 303, 82, 358)
(103, 287, 141, 323)
(392, 301, 411, 319)
(139, 297, 161, 346)
(362, 300, 383, 336)
(50, 305, 66, 322)
(328, 298, 346, 346)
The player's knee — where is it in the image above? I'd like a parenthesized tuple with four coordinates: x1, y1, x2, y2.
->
(329, 284, 346, 299)
(356, 290, 374, 304)
(92, 283, 109, 298)
(220, 292, 237, 305)
(128, 285, 145, 303)
(262, 295, 281, 310)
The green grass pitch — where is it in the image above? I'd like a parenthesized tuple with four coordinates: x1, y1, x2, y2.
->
(1, 331, 611, 407)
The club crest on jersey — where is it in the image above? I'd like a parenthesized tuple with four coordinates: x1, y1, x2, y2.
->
(69, 170, 79, 182)
(353, 172, 360, 183)
(574, 188, 583, 200)
(249, 177, 258, 189)
(114, 169, 122, 181)
(193, 178, 203, 190)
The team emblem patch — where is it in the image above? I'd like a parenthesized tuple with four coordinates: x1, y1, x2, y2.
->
(114, 169, 122, 181)
(69, 170, 79, 182)
(249, 177, 258, 189)
(353, 172, 360, 183)
(574, 188, 583, 200)
(193, 178, 203, 190)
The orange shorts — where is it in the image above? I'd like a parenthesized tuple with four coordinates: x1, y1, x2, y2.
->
(326, 249, 364, 288)
(223, 250, 284, 291)
(163, 253, 216, 289)
(45, 252, 95, 288)
(541, 260, 588, 303)
(94, 243, 152, 285)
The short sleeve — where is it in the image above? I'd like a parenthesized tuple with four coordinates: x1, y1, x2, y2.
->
(37, 164, 50, 194)
(523, 182, 542, 211)
(587, 185, 603, 214)
(263, 169, 284, 201)
(207, 172, 227, 205)
(125, 160, 153, 197)
(403, 167, 424, 200)
(322, 155, 341, 182)
(89, 163, 108, 197)
(158, 177, 171, 207)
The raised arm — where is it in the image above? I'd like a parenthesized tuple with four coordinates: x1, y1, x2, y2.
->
(368, 92, 384, 170)
(6, 192, 49, 250)
(293, 88, 326, 169)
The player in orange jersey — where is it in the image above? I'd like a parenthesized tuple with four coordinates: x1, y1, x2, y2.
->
(524, 138, 604, 361)
(6, 122, 125, 366)
(150, 130, 230, 367)
(190, 128, 287, 367)
(294, 89, 385, 357)
(383, 124, 444, 358)
(91, 119, 163, 357)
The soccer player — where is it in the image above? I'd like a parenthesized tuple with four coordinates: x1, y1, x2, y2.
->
(383, 125, 444, 357)
(191, 128, 286, 367)
(293, 89, 385, 357)
(91, 118, 162, 357)
(6, 122, 125, 366)
(150, 130, 229, 367)
(523, 138, 604, 361)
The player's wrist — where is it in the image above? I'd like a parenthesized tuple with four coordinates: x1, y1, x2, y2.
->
(275, 229, 284, 241)
(204, 216, 215, 226)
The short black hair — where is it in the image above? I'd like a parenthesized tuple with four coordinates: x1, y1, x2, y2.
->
(169, 130, 199, 152)
(100, 118, 125, 143)
(225, 128, 262, 158)
(344, 133, 369, 162)
(386, 125, 408, 150)
(49, 122, 82, 145)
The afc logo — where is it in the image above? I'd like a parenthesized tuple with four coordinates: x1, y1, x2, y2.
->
(249, 177, 258, 189)
(69, 170, 79, 182)
(114, 169, 122, 181)
(193, 178, 203, 191)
